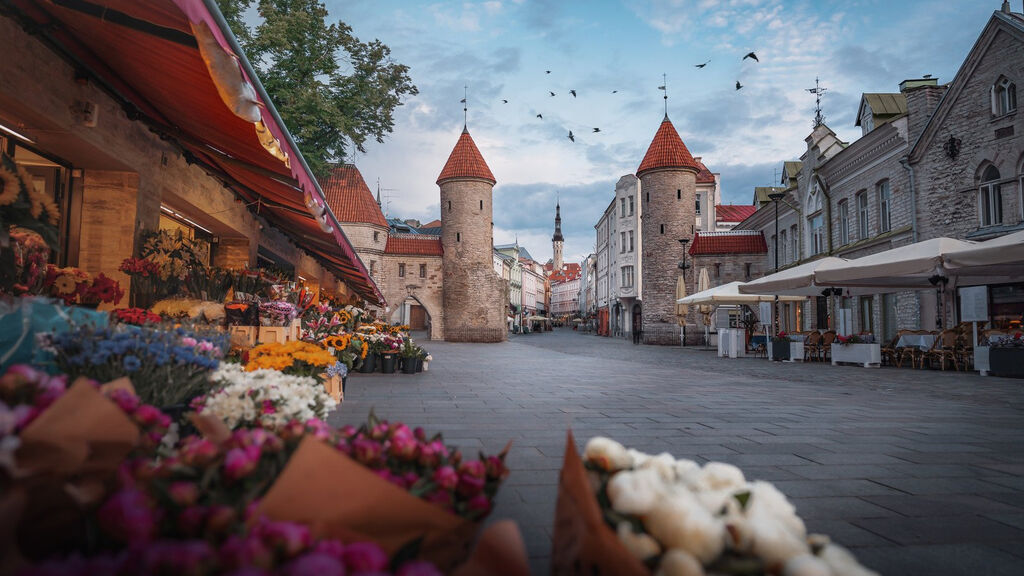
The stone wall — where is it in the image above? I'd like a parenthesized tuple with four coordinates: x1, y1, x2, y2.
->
(640, 167, 697, 345)
(912, 26, 1024, 242)
(382, 254, 444, 340)
(440, 178, 507, 342)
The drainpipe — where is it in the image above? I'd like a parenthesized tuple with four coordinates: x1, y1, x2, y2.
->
(899, 157, 918, 243)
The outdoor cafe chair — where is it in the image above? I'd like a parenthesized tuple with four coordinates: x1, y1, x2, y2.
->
(881, 332, 906, 367)
(819, 330, 837, 363)
(901, 330, 935, 368)
(804, 331, 822, 362)
(924, 329, 960, 371)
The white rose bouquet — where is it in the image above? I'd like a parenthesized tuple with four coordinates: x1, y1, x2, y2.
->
(571, 435, 878, 576)
(196, 363, 336, 430)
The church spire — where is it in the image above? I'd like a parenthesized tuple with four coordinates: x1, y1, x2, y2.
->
(552, 200, 563, 242)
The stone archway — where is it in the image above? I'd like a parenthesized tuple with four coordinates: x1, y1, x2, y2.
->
(384, 289, 443, 341)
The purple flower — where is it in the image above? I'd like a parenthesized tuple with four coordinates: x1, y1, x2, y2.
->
(341, 542, 388, 572)
(97, 489, 158, 544)
(284, 553, 345, 576)
(220, 534, 272, 570)
(255, 520, 311, 556)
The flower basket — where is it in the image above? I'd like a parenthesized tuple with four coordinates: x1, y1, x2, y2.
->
(357, 352, 378, 373)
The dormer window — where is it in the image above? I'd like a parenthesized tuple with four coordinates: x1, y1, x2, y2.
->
(992, 76, 1017, 116)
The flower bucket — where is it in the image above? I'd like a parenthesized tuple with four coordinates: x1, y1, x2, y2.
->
(357, 353, 377, 374)
(416, 357, 423, 373)
(401, 356, 417, 374)
(380, 353, 397, 374)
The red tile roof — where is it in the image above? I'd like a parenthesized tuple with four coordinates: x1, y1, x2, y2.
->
(688, 231, 767, 255)
(384, 235, 443, 256)
(716, 204, 758, 222)
(437, 127, 496, 185)
(695, 159, 716, 184)
(547, 263, 581, 282)
(421, 219, 442, 229)
(637, 116, 700, 176)
(321, 164, 387, 227)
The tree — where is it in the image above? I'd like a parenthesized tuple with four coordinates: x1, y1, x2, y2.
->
(214, 0, 417, 179)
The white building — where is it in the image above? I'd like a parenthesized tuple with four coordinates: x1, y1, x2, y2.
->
(552, 277, 581, 315)
(609, 175, 643, 338)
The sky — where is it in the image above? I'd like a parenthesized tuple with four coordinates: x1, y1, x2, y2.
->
(319, 0, 1001, 265)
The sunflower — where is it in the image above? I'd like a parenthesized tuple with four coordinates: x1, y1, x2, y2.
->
(53, 274, 79, 295)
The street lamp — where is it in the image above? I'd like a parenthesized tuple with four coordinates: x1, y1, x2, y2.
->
(678, 238, 690, 346)
(767, 191, 786, 336)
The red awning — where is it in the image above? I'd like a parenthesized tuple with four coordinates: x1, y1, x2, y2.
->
(8, 0, 383, 305)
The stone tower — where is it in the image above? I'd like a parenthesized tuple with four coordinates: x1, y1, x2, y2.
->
(637, 115, 700, 345)
(437, 126, 508, 342)
(552, 201, 564, 272)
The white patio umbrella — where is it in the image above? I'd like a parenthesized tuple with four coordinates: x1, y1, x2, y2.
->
(739, 257, 852, 296)
(943, 230, 1024, 279)
(697, 268, 712, 348)
(813, 237, 977, 290)
(678, 281, 805, 305)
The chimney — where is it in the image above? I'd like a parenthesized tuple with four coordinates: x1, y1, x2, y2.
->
(902, 76, 946, 145)
(1001, 1, 1010, 14)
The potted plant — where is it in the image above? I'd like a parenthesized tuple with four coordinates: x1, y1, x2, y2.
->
(990, 333, 1024, 378)
(832, 333, 881, 367)
(400, 339, 418, 374)
(769, 332, 792, 361)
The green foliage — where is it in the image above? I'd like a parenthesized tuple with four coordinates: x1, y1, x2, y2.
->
(214, 0, 418, 178)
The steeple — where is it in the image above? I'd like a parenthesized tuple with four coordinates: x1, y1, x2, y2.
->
(552, 199, 564, 272)
(552, 201, 564, 242)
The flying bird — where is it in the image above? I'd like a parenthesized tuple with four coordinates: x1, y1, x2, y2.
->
(743, 52, 759, 62)
(695, 59, 711, 68)
(549, 91, 556, 97)
(502, 99, 508, 104)
(592, 128, 601, 133)
(459, 97, 466, 103)
(735, 81, 743, 90)
(570, 89, 577, 97)
(546, 70, 551, 74)
(567, 130, 574, 142)
(611, 90, 618, 93)
(536, 113, 543, 119)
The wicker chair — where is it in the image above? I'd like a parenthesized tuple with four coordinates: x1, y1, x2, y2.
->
(899, 330, 933, 368)
(881, 332, 905, 367)
(955, 332, 973, 372)
(804, 331, 822, 362)
(924, 329, 960, 371)
(819, 331, 837, 363)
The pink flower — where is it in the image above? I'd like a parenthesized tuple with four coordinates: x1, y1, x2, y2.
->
(339, 425, 358, 438)
(485, 455, 507, 480)
(223, 446, 260, 481)
(312, 540, 347, 560)
(413, 427, 426, 441)
(424, 489, 451, 507)
(305, 418, 331, 440)
(220, 534, 272, 570)
(97, 489, 158, 544)
(389, 432, 418, 461)
(134, 404, 169, 427)
(176, 506, 207, 536)
(457, 473, 486, 498)
(196, 340, 215, 352)
(168, 481, 199, 507)
(352, 438, 383, 465)
(181, 337, 198, 347)
(284, 553, 345, 576)
(341, 542, 388, 572)
(432, 466, 458, 491)
(397, 561, 444, 576)
(261, 400, 277, 415)
(108, 389, 140, 413)
(370, 422, 389, 440)
(181, 437, 219, 465)
(255, 520, 311, 556)
(467, 494, 492, 516)
(459, 460, 486, 479)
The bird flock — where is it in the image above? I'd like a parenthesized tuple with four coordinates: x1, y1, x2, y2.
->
(488, 51, 760, 145)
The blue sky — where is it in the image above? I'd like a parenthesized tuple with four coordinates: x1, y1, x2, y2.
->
(322, 0, 1000, 265)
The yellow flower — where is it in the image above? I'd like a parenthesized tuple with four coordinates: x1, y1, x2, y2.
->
(54, 274, 79, 295)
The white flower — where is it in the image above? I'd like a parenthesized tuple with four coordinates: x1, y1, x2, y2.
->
(696, 462, 745, 492)
(673, 459, 702, 489)
(818, 544, 879, 576)
(583, 436, 632, 472)
(627, 448, 651, 468)
(201, 364, 336, 430)
(637, 452, 677, 483)
(655, 548, 705, 576)
(748, 513, 810, 568)
(643, 491, 725, 564)
(783, 554, 831, 576)
(746, 481, 806, 540)
(607, 467, 666, 515)
(616, 522, 661, 561)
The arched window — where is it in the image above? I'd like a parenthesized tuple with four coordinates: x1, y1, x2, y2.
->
(992, 76, 1017, 116)
(979, 165, 1002, 226)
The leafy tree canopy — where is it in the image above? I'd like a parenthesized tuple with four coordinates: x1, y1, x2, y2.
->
(215, 0, 418, 179)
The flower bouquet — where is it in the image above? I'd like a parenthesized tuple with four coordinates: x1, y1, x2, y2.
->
(119, 256, 162, 309)
(139, 229, 208, 299)
(244, 340, 338, 382)
(0, 227, 49, 296)
(42, 265, 91, 305)
(46, 324, 228, 407)
(259, 300, 298, 327)
(0, 151, 60, 250)
(553, 432, 878, 576)
(320, 332, 363, 372)
(113, 307, 163, 326)
(80, 272, 125, 307)
(195, 363, 337, 430)
(185, 265, 233, 303)
(301, 302, 344, 341)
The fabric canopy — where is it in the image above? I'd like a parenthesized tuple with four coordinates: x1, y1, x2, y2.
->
(675, 274, 688, 317)
(943, 230, 1024, 276)
(9, 0, 383, 304)
(677, 281, 806, 305)
(813, 237, 975, 290)
(739, 257, 851, 296)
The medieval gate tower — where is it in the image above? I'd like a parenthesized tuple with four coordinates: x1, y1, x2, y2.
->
(638, 114, 699, 345)
(437, 126, 508, 342)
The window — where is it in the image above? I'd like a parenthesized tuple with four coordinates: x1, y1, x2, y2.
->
(447, 200, 451, 212)
(856, 191, 869, 238)
(419, 264, 426, 278)
(628, 230, 634, 252)
(646, 192, 649, 203)
(980, 165, 1003, 226)
(369, 260, 376, 275)
(744, 263, 752, 280)
(859, 296, 874, 334)
(660, 224, 664, 234)
(790, 225, 798, 261)
(456, 232, 461, 242)
(629, 195, 634, 215)
(714, 263, 721, 279)
(398, 263, 406, 277)
(479, 200, 483, 210)
(620, 197, 626, 217)
(779, 230, 788, 264)
(838, 200, 850, 245)
(677, 189, 681, 200)
(373, 231, 379, 243)
(695, 194, 701, 215)
(877, 180, 891, 232)
(992, 76, 1017, 116)
(620, 231, 626, 253)
(621, 266, 634, 288)
(809, 214, 825, 255)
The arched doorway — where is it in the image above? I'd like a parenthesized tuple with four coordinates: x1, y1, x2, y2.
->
(389, 295, 433, 336)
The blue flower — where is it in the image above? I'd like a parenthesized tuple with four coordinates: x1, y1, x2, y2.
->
(123, 355, 142, 372)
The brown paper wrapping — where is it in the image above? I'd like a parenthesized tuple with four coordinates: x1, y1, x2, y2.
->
(452, 520, 531, 576)
(551, 431, 648, 576)
(189, 412, 232, 445)
(260, 436, 476, 571)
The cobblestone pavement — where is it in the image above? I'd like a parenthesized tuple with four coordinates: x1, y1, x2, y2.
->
(329, 328, 1024, 575)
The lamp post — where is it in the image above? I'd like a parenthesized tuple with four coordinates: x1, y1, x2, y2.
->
(767, 191, 786, 335)
(678, 238, 690, 346)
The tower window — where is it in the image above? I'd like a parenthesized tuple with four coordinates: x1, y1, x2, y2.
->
(448, 200, 452, 212)
(660, 224, 664, 234)
(456, 232, 461, 242)
(419, 263, 427, 278)
(646, 192, 649, 203)
(677, 189, 681, 200)
(479, 200, 483, 210)
(373, 231, 379, 242)
(398, 263, 406, 277)
(992, 76, 1017, 116)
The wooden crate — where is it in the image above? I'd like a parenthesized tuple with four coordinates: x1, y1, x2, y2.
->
(228, 326, 257, 348)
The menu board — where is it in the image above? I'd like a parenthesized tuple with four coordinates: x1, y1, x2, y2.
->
(959, 285, 989, 322)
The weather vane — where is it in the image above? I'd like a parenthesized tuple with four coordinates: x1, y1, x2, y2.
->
(460, 85, 468, 128)
(658, 73, 668, 116)
(806, 77, 828, 128)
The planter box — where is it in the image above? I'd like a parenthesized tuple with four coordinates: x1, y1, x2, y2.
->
(769, 341, 805, 362)
(258, 326, 290, 344)
(228, 326, 256, 347)
(990, 347, 1024, 378)
(831, 343, 881, 367)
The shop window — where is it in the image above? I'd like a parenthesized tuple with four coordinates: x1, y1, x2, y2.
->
(877, 180, 891, 232)
(419, 263, 427, 278)
(979, 165, 1003, 226)
(398, 263, 406, 277)
(992, 76, 1017, 116)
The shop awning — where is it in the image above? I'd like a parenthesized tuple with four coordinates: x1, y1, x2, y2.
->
(7, 0, 383, 304)
(678, 281, 806, 305)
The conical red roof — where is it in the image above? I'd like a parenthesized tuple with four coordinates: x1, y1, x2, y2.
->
(637, 116, 700, 176)
(437, 127, 496, 185)
(321, 164, 387, 227)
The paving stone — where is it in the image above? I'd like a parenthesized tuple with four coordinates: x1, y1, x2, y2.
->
(853, 515, 1024, 545)
(854, 544, 1024, 576)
